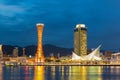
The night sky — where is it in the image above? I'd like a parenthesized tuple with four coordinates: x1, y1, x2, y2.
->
(0, 0, 120, 50)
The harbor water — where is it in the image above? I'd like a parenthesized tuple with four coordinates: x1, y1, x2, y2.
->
(0, 65, 120, 80)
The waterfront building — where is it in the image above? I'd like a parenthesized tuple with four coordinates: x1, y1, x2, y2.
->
(72, 45, 102, 61)
(74, 24, 87, 56)
(35, 23, 44, 62)
(111, 53, 120, 64)
(22, 48, 26, 57)
(0, 45, 3, 61)
(50, 53, 55, 61)
(13, 47, 18, 57)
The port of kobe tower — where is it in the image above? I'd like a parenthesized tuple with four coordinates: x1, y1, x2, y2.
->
(35, 23, 44, 63)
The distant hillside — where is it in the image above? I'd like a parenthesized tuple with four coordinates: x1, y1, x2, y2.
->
(43, 44, 73, 57)
(2, 44, 73, 57)
(2, 45, 24, 56)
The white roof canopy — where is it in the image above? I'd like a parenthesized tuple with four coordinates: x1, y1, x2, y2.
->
(72, 45, 102, 61)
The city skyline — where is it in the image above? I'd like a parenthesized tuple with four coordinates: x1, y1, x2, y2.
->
(0, 0, 120, 50)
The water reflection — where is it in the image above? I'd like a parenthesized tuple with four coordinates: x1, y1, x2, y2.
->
(45, 66, 70, 80)
(69, 66, 102, 80)
(3, 66, 34, 80)
(0, 65, 3, 80)
(1, 66, 120, 80)
(34, 66, 44, 80)
(44, 66, 120, 80)
(43, 66, 102, 80)
(23, 66, 34, 80)
(69, 66, 87, 80)
(45, 66, 58, 80)
(102, 66, 120, 80)
(87, 66, 102, 80)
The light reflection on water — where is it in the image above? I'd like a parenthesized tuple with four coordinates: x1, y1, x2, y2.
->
(34, 66, 44, 80)
(1, 65, 120, 80)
